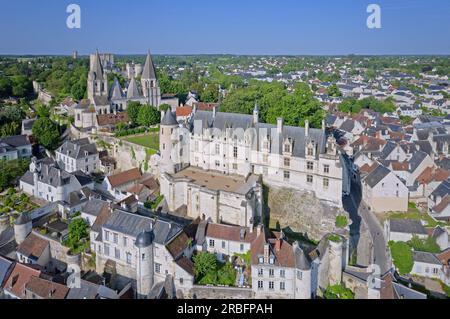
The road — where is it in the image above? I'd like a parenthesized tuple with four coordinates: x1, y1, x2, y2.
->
(342, 155, 390, 274)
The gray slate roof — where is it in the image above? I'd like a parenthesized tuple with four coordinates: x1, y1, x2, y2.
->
(191, 110, 327, 159)
(127, 77, 141, 99)
(413, 251, 442, 265)
(90, 51, 105, 81)
(82, 198, 109, 217)
(408, 151, 427, 173)
(103, 209, 182, 244)
(0, 256, 13, 286)
(110, 78, 124, 100)
(57, 138, 98, 159)
(161, 111, 178, 126)
(389, 219, 427, 235)
(364, 165, 391, 188)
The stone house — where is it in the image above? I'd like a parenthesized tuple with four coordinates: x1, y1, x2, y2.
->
(102, 168, 142, 200)
(55, 138, 100, 174)
(384, 219, 428, 243)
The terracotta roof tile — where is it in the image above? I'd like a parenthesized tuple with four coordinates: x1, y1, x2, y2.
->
(97, 112, 129, 126)
(107, 168, 141, 188)
(432, 195, 450, 214)
(17, 233, 49, 260)
(3, 263, 41, 298)
(205, 223, 257, 243)
(25, 276, 69, 299)
(176, 106, 193, 117)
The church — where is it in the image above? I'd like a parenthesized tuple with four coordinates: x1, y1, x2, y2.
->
(74, 50, 179, 130)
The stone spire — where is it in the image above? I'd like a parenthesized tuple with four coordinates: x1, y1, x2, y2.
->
(91, 49, 105, 80)
(142, 50, 157, 80)
(110, 78, 123, 100)
(127, 77, 140, 99)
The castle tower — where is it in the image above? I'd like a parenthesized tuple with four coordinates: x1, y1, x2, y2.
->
(293, 242, 312, 299)
(87, 50, 109, 101)
(14, 212, 32, 245)
(328, 235, 344, 286)
(135, 230, 154, 299)
(141, 51, 161, 108)
(159, 110, 179, 174)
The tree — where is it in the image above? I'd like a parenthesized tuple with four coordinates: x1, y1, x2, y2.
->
(32, 117, 60, 150)
(35, 103, 51, 118)
(137, 105, 160, 127)
(159, 104, 171, 112)
(327, 84, 342, 97)
(127, 101, 141, 126)
(11, 75, 32, 98)
(407, 235, 441, 253)
(193, 252, 217, 278)
(0, 76, 12, 98)
(0, 159, 30, 192)
(64, 218, 89, 254)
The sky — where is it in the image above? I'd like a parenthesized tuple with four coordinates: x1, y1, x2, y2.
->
(0, 0, 449, 55)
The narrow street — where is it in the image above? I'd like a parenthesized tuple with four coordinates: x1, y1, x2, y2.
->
(342, 154, 390, 274)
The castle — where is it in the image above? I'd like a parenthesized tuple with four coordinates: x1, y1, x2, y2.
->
(158, 104, 346, 229)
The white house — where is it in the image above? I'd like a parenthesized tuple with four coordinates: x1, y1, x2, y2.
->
(384, 219, 428, 243)
(56, 138, 100, 174)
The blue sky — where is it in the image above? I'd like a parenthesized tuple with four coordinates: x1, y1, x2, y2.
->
(0, 0, 449, 55)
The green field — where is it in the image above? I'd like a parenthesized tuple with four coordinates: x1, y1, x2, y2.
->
(124, 133, 159, 151)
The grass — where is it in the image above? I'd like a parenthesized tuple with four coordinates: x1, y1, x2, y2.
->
(388, 241, 413, 275)
(381, 202, 450, 228)
(335, 215, 348, 228)
(123, 132, 159, 150)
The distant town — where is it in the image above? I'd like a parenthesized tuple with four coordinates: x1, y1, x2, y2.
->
(0, 51, 449, 300)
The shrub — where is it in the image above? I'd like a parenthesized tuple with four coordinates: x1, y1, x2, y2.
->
(324, 284, 354, 299)
(335, 215, 348, 228)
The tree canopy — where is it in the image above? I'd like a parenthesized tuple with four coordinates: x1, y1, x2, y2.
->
(32, 117, 60, 150)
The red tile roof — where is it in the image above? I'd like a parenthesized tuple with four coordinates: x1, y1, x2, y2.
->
(205, 223, 257, 243)
(25, 276, 69, 299)
(3, 263, 41, 298)
(176, 106, 193, 117)
(107, 168, 141, 188)
(17, 233, 49, 260)
(97, 112, 129, 126)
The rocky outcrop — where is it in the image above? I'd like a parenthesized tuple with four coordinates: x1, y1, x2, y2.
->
(266, 185, 348, 242)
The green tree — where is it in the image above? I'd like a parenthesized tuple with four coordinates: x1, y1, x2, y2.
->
(327, 84, 342, 97)
(137, 105, 160, 127)
(32, 117, 60, 150)
(193, 252, 217, 279)
(127, 101, 142, 126)
(407, 235, 441, 253)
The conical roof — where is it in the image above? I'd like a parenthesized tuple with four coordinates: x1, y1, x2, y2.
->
(127, 77, 141, 99)
(91, 50, 105, 81)
(15, 212, 31, 225)
(142, 51, 157, 80)
(161, 111, 178, 126)
(110, 78, 123, 99)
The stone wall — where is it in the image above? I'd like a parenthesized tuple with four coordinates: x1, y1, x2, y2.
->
(266, 185, 348, 242)
(190, 285, 254, 299)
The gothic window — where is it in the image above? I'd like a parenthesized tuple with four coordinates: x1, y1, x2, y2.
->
(307, 146, 314, 156)
(283, 170, 290, 181)
(307, 161, 314, 170)
(284, 142, 291, 153)
(284, 157, 290, 167)
(215, 144, 220, 155)
(324, 164, 330, 174)
(233, 147, 238, 159)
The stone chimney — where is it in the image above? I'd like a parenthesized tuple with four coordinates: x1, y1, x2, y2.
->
(275, 237, 282, 252)
(322, 119, 326, 131)
(277, 118, 283, 134)
(213, 106, 217, 118)
(305, 120, 310, 137)
(263, 243, 270, 264)
(161, 110, 165, 120)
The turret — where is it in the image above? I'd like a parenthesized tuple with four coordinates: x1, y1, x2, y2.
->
(135, 230, 154, 299)
(14, 212, 32, 245)
(159, 110, 179, 174)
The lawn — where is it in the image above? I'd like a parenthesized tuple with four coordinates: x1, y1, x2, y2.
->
(379, 202, 449, 228)
(123, 132, 159, 151)
(388, 241, 413, 275)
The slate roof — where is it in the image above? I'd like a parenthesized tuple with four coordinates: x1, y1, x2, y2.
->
(103, 209, 182, 245)
(364, 164, 391, 188)
(413, 251, 442, 265)
(0, 135, 31, 148)
(57, 138, 98, 159)
(110, 78, 124, 100)
(82, 199, 109, 217)
(66, 279, 100, 299)
(339, 119, 355, 132)
(161, 111, 178, 126)
(0, 256, 14, 287)
(431, 179, 450, 199)
(408, 151, 428, 173)
(90, 51, 105, 81)
(20, 171, 34, 186)
(191, 110, 327, 159)
(380, 142, 396, 160)
(389, 219, 427, 235)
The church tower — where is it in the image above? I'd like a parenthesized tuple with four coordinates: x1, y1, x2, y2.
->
(88, 50, 109, 101)
(141, 51, 161, 108)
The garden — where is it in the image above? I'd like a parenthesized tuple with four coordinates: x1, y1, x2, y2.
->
(193, 252, 237, 287)
(0, 188, 39, 216)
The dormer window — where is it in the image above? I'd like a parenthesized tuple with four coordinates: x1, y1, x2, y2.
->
(307, 145, 314, 156)
(283, 138, 293, 154)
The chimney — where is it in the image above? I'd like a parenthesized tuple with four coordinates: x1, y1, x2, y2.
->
(275, 238, 282, 252)
(213, 106, 217, 118)
(256, 224, 262, 237)
(305, 120, 310, 137)
(322, 119, 326, 131)
(161, 110, 165, 120)
(277, 118, 283, 134)
(263, 243, 270, 263)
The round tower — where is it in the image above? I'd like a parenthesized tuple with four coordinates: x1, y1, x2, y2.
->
(328, 234, 343, 286)
(135, 230, 154, 299)
(14, 212, 32, 245)
(159, 110, 179, 174)
(293, 242, 312, 299)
